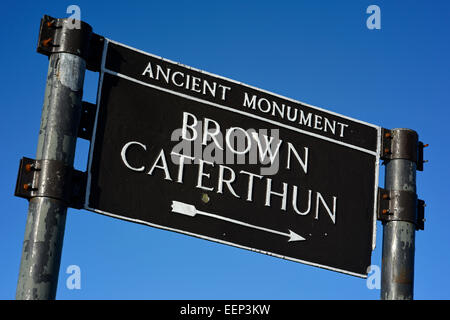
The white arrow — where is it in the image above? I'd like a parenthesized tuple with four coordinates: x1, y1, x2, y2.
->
(171, 200, 306, 242)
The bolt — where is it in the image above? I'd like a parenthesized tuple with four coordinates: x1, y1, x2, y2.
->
(201, 193, 210, 203)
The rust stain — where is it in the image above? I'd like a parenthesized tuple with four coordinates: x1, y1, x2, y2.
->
(42, 38, 52, 47)
(395, 270, 412, 285)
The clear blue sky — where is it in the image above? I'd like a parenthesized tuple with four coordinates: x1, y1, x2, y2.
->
(1, 0, 449, 299)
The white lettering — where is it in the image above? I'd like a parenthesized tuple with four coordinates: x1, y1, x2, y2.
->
(121, 141, 147, 172)
(292, 186, 312, 215)
(217, 165, 240, 198)
(240, 170, 263, 202)
(258, 98, 272, 113)
(203, 118, 224, 150)
(142, 62, 154, 78)
(265, 178, 288, 211)
(147, 149, 172, 181)
(286, 143, 309, 174)
(182, 112, 198, 141)
(218, 85, 231, 100)
(196, 159, 214, 191)
(243, 92, 257, 109)
(251, 132, 282, 165)
(191, 76, 202, 93)
(171, 71, 184, 87)
(299, 110, 312, 127)
(314, 114, 323, 130)
(315, 193, 337, 224)
(226, 127, 252, 155)
(155, 65, 170, 83)
(171, 152, 195, 183)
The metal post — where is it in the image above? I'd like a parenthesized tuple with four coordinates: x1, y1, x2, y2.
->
(15, 15, 92, 299)
(15, 52, 86, 300)
(380, 128, 418, 300)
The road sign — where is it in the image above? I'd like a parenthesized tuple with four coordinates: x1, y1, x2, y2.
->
(85, 39, 381, 277)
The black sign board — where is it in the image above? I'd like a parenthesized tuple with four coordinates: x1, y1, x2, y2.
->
(85, 40, 381, 277)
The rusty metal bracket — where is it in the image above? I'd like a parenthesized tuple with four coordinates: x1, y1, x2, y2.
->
(14, 157, 86, 209)
(377, 187, 425, 230)
(417, 141, 426, 172)
(37, 15, 104, 72)
(77, 101, 97, 140)
(380, 128, 426, 171)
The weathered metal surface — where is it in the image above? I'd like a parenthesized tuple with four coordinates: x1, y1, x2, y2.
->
(15, 157, 87, 209)
(16, 53, 86, 300)
(381, 129, 418, 300)
(377, 188, 421, 228)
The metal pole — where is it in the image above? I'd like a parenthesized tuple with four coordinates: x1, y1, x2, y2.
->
(15, 52, 86, 300)
(381, 128, 417, 300)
